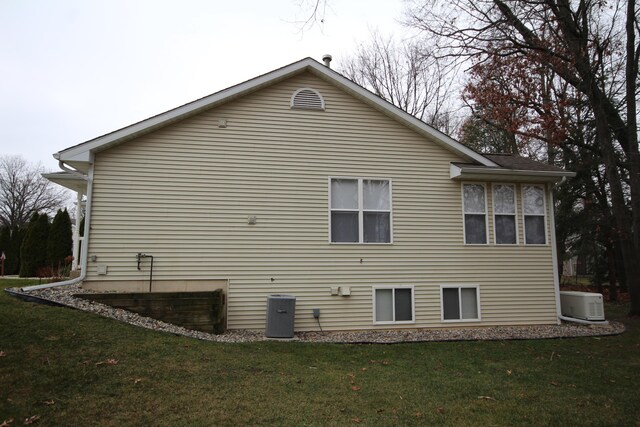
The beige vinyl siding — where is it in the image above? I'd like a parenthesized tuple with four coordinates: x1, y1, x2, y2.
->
(85, 71, 558, 331)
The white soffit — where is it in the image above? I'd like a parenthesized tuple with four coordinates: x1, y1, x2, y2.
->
(42, 172, 87, 192)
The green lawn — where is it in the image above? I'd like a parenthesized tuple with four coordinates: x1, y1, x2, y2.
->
(1, 278, 639, 426)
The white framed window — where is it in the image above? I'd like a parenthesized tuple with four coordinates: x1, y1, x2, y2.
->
(330, 178, 392, 243)
(462, 183, 488, 244)
(441, 285, 480, 322)
(373, 286, 414, 324)
(493, 184, 517, 245)
(522, 184, 547, 245)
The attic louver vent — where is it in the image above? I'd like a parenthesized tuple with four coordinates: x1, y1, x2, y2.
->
(291, 88, 325, 110)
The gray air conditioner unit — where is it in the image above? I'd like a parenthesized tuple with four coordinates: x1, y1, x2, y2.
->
(265, 295, 296, 338)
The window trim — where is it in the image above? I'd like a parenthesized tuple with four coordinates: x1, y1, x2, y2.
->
(440, 285, 481, 323)
(372, 285, 415, 325)
(461, 182, 489, 245)
(328, 177, 393, 244)
(521, 184, 548, 245)
(492, 183, 518, 245)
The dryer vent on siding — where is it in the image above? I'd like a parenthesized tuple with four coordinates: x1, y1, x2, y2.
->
(291, 88, 325, 110)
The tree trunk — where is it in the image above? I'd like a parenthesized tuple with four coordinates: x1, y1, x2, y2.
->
(607, 243, 618, 302)
(625, 0, 640, 315)
(596, 110, 640, 314)
(614, 239, 627, 292)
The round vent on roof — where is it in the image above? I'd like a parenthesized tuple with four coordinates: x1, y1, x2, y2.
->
(291, 88, 325, 110)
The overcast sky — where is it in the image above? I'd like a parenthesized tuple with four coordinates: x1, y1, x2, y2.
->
(1, 0, 405, 171)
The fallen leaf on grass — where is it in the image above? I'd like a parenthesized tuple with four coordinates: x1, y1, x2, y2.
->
(23, 415, 39, 425)
(351, 418, 362, 423)
(360, 367, 367, 371)
(133, 378, 142, 385)
(506, 369, 512, 375)
(0, 417, 14, 427)
(550, 381, 560, 387)
(95, 359, 118, 366)
(435, 406, 445, 414)
(414, 411, 423, 418)
(0, 351, 6, 357)
(42, 400, 54, 406)
(351, 386, 361, 391)
(478, 396, 496, 401)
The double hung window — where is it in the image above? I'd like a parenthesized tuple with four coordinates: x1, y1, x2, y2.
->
(462, 184, 487, 244)
(522, 185, 546, 244)
(330, 178, 391, 243)
(493, 184, 517, 244)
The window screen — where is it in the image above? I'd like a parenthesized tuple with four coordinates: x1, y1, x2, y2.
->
(463, 184, 487, 244)
(375, 288, 413, 322)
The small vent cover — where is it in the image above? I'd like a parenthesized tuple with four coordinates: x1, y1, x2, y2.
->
(291, 88, 325, 110)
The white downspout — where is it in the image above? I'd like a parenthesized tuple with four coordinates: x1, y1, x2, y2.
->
(71, 190, 82, 271)
(21, 160, 95, 292)
(549, 184, 563, 325)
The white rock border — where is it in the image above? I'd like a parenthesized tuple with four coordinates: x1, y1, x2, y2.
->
(7, 285, 626, 344)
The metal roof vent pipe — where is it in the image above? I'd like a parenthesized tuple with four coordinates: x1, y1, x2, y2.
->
(322, 54, 332, 68)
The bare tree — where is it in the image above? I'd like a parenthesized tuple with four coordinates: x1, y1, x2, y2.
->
(405, 0, 640, 314)
(290, 0, 330, 33)
(0, 155, 68, 229)
(340, 32, 461, 133)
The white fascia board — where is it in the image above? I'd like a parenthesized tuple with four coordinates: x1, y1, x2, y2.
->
(450, 164, 576, 182)
(57, 58, 319, 161)
(306, 65, 498, 167)
(56, 57, 497, 167)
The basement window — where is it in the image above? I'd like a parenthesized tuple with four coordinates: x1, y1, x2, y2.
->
(441, 286, 480, 322)
(291, 88, 325, 110)
(374, 286, 414, 324)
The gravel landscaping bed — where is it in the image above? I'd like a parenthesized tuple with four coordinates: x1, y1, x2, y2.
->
(7, 284, 625, 344)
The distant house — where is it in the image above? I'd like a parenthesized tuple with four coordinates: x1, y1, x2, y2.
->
(45, 57, 575, 332)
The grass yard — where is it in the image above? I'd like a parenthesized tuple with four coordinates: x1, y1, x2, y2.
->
(1, 278, 639, 426)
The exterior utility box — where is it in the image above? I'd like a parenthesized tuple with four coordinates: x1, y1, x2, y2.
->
(265, 295, 296, 338)
(560, 291, 605, 321)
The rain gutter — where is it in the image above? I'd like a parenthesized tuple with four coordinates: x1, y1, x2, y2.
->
(19, 158, 95, 292)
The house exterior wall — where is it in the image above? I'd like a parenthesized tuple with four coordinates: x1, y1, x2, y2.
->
(84, 71, 559, 331)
